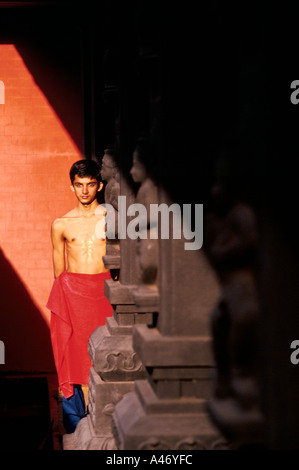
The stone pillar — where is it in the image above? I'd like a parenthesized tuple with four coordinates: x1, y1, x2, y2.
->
(204, 158, 266, 449)
(112, 188, 227, 450)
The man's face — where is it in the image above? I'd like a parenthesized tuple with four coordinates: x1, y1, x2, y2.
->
(71, 175, 102, 205)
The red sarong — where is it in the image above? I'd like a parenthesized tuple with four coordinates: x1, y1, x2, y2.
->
(46, 270, 113, 398)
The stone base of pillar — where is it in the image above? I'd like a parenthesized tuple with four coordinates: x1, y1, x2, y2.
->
(63, 369, 135, 450)
(63, 415, 117, 450)
(88, 367, 135, 434)
(112, 380, 228, 450)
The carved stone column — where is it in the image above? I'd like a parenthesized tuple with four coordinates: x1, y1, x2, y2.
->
(130, 137, 160, 315)
(112, 188, 227, 450)
(204, 160, 266, 449)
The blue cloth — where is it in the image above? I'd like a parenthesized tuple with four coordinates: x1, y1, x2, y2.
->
(62, 385, 86, 433)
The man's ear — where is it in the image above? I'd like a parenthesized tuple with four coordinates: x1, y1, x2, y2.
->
(98, 182, 104, 192)
(70, 185, 75, 192)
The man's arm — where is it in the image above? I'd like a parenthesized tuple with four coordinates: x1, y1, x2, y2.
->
(51, 218, 66, 278)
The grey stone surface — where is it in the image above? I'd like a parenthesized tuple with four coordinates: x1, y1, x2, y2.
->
(104, 279, 137, 305)
(88, 367, 135, 435)
(112, 391, 227, 450)
(133, 285, 160, 312)
(133, 325, 214, 367)
(133, 379, 209, 413)
(74, 415, 117, 450)
(89, 324, 146, 381)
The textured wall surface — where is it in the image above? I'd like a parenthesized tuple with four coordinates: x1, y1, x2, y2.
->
(0, 44, 82, 371)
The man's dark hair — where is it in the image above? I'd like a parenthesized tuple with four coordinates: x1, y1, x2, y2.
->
(70, 159, 102, 184)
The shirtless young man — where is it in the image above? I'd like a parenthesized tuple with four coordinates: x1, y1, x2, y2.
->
(51, 160, 107, 278)
(47, 159, 113, 434)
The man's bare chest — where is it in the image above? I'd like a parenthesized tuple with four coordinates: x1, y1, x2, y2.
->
(63, 216, 104, 244)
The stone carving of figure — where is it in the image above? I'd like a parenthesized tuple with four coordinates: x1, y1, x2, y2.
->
(100, 146, 120, 280)
(100, 146, 120, 237)
(130, 137, 159, 289)
(205, 157, 264, 445)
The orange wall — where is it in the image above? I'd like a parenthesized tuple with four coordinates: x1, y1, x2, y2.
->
(0, 44, 82, 372)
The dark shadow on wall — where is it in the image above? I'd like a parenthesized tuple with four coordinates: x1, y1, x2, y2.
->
(0, 247, 55, 373)
(0, 248, 59, 449)
(0, 375, 55, 450)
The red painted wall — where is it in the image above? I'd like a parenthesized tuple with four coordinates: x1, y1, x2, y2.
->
(0, 44, 82, 372)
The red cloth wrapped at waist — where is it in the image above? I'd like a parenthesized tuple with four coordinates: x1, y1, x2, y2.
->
(46, 270, 113, 398)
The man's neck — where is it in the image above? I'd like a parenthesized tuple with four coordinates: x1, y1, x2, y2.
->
(77, 200, 99, 216)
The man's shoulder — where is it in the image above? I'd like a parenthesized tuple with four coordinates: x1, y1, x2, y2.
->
(51, 208, 77, 229)
(51, 217, 66, 232)
(61, 207, 78, 217)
